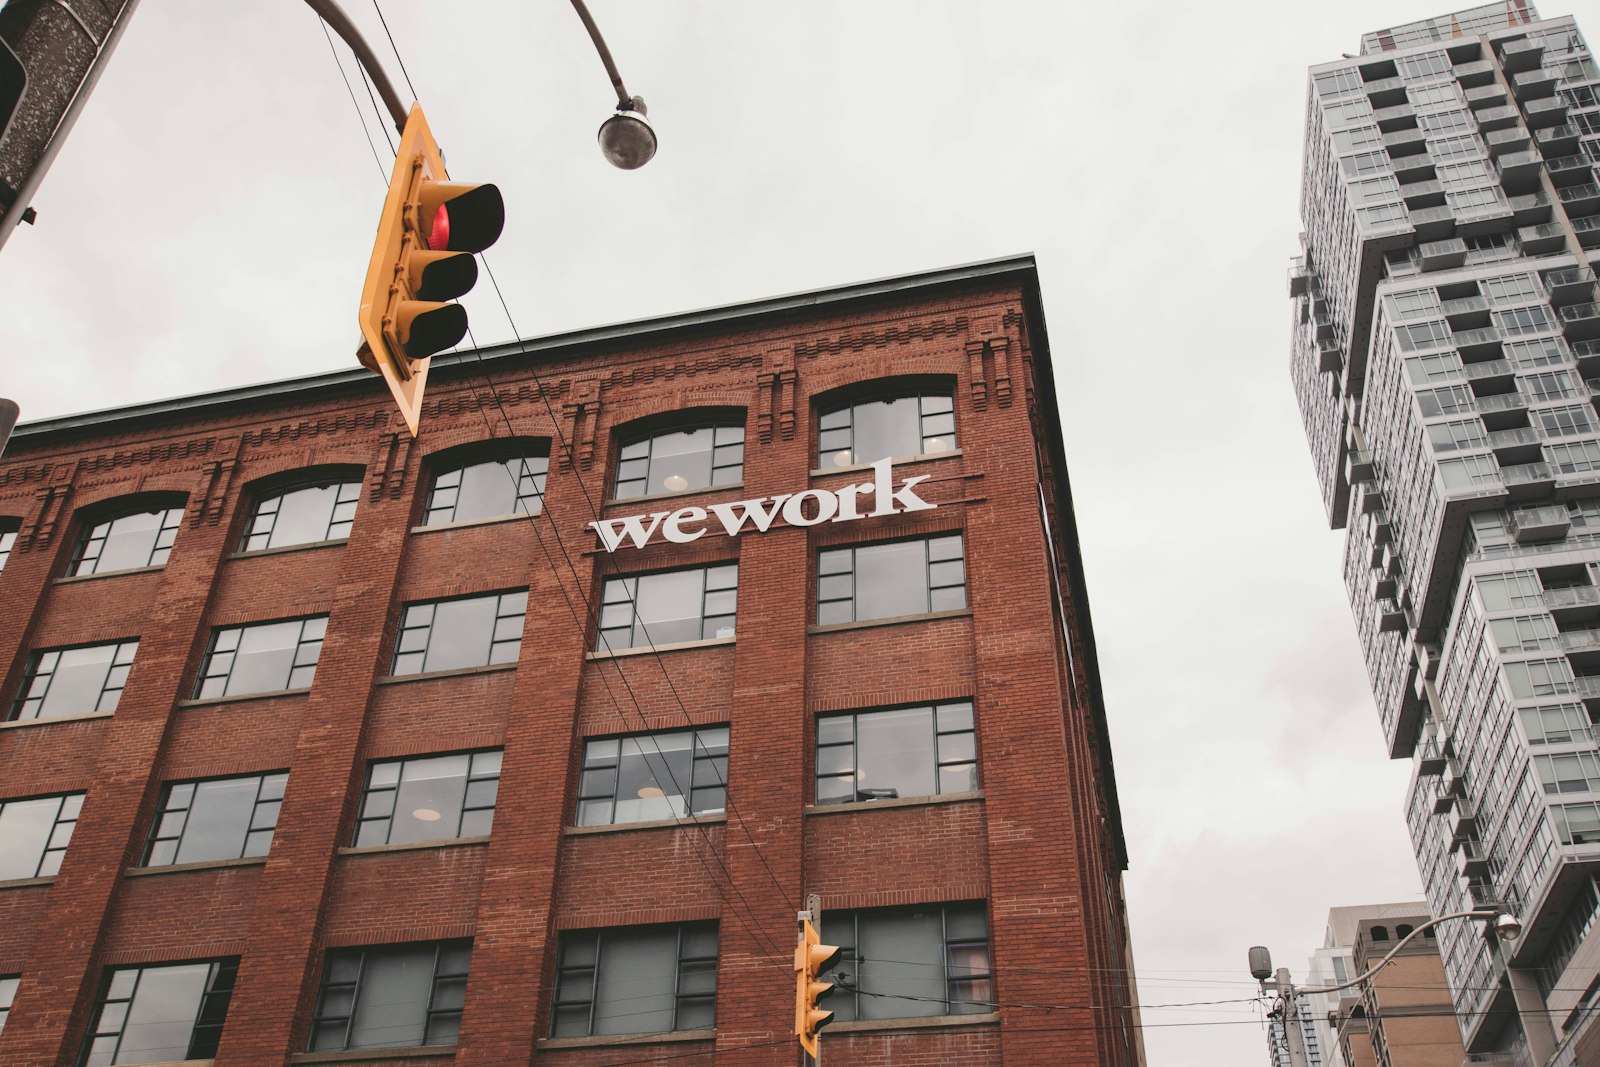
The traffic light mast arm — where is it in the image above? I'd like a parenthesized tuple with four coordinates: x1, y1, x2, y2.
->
(301, 0, 408, 133)
(567, 0, 643, 110)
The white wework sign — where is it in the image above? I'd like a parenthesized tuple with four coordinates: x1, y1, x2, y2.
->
(590, 458, 938, 552)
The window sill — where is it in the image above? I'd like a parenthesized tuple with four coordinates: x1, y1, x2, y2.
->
(0, 710, 114, 731)
(810, 449, 963, 478)
(375, 662, 519, 686)
(564, 813, 727, 837)
(602, 483, 745, 508)
(53, 563, 165, 584)
(292, 1046, 458, 1064)
(804, 791, 983, 816)
(179, 687, 311, 709)
(228, 538, 348, 560)
(537, 1028, 715, 1051)
(809, 608, 972, 635)
(95, 1061, 213, 1067)
(827, 1012, 999, 1034)
(410, 512, 537, 535)
(127, 856, 267, 878)
(586, 636, 735, 661)
(338, 835, 490, 857)
(0, 875, 55, 891)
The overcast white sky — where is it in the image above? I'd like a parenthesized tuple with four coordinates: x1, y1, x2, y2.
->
(6, 1, 1590, 1062)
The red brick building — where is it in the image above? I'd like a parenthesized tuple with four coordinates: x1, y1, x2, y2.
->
(0, 256, 1141, 1066)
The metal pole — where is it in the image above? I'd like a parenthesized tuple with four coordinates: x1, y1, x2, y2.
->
(804, 893, 821, 1067)
(1276, 968, 1312, 1067)
(567, 0, 635, 108)
(300, 0, 408, 132)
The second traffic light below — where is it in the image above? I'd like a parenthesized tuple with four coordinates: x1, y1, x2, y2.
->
(358, 103, 504, 437)
(795, 917, 840, 1058)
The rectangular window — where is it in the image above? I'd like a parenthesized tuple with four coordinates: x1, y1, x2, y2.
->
(1332, 125, 1383, 153)
(424, 455, 547, 526)
(1416, 385, 1477, 417)
(817, 534, 966, 625)
(1506, 658, 1577, 698)
(1405, 353, 1463, 385)
(1477, 571, 1545, 611)
(0, 792, 81, 880)
(1410, 84, 1462, 109)
(1484, 274, 1542, 306)
(1315, 68, 1362, 97)
(816, 701, 976, 804)
(1549, 440, 1600, 474)
(1419, 108, 1474, 134)
(1438, 454, 1500, 490)
(1350, 176, 1402, 205)
(577, 728, 727, 826)
(243, 480, 361, 551)
(1526, 370, 1581, 401)
(84, 959, 237, 1066)
(1396, 320, 1451, 352)
(355, 750, 501, 846)
(1431, 133, 1485, 161)
(1323, 99, 1373, 129)
(0, 975, 16, 1038)
(71, 506, 182, 576)
(551, 923, 717, 1037)
(1507, 338, 1570, 370)
(9, 640, 137, 722)
(1428, 418, 1489, 453)
(1554, 802, 1600, 845)
(821, 902, 991, 1021)
(1491, 615, 1559, 653)
(1341, 151, 1392, 176)
(1523, 703, 1592, 745)
(1496, 306, 1557, 337)
(1387, 289, 1439, 321)
(1400, 51, 1451, 81)
(596, 564, 737, 651)
(195, 617, 326, 699)
(1537, 753, 1600, 794)
(143, 773, 286, 867)
(818, 391, 956, 469)
(392, 590, 526, 675)
(310, 940, 470, 1052)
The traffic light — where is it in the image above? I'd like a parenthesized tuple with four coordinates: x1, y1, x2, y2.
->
(357, 103, 503, 436)
(794, 916, 840, 1058)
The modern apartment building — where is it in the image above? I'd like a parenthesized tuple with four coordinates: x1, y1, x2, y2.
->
(0, 257, 1142, 1065)
(1292, 4, 1600, 1064)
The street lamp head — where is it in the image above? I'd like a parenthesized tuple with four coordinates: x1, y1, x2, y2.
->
(1494, 913, 1522, 942)
(599, 96, 656, 170)
(1248, 945, 1274, 981)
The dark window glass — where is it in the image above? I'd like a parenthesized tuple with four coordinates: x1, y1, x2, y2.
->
(310, 940, 471, 1052)
(70, 506, 182, 576)
(0, 524, 17, 574)
(817, 534, 966, 624)
(355, 750, 501, 846)
(424, 455, 546, 526)
(596, 564, 737, 651)
(822, 903, 990, 1022)
(614, 424, 744, 500)
(195, 617, 325, 699)
(816, 701, 976, 804)
(817, 391, 955, 469)
(242, 480, 360, 551)
(552, 923, 717, 1037)
(83, 959, 237, 1066)
(9, 640, 138, 722)
(391, 591, 526, 676)
(0, 975, 17, 1038)
(577, 728, 727, 827)
(143, 773, 286, 867)
(0, 792, 82, 879)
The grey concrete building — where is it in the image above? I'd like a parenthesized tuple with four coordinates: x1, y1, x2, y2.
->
(1292, 4, 1600, 1065)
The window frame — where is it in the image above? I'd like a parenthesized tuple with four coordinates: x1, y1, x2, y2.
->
(816, 533, 967, 625)
(9, 639, 138, 722)
(239, 473, 362, 552)
(821, 902, 992, 1022)
(390, 590, 528, 676)
(815, 701, 977, 805)
(595, 563, 738, 652)
(353, 749, 502, 847)
(68, 502, 184, 577)
(551, 922, 719, 1038)
(0, 790, 82, 880)
(308, 940, 471, 1053)
(575, 727, 729, 827)
(194, 616, 327, 699)
(612, 413, 746, 501)
(83, 957, 238, 1066)
(815, 383, 958, 470)
(0, 519, 17, 575)
(422, 447, 549, 527)
(142, 772, 287, 867)
(0, 974, 16, 1038)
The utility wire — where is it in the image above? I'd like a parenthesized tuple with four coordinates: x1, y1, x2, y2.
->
(317, 16, 388, 182)
(372, 1, 419, 101)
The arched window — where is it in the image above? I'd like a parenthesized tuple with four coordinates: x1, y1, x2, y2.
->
(1369, 925, 1389, 941)
(423, 447, 547, 527)
(241, 470, 363, 552)
(817, 383, 956, 469)
(69, 498, 185, 576)
(1395, 923, 1414, 939)
(613, 415, 744, 500)
(0, 518, 18, 574)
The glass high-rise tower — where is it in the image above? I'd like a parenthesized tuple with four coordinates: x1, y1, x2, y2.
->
(1293, 4, 1600, 1064)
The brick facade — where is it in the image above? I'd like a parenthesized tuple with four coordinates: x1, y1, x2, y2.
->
(0, 258, 1140, 1065)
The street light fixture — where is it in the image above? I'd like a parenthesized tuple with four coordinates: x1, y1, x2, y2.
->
(598, 97, 657, 171)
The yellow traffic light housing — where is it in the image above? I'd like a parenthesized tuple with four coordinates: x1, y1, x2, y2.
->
(357, 103, 503, 437)
(795, 916, 841, 1058)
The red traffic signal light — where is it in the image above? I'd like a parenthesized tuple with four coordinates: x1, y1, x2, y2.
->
(357, 103, 503, 436)
(795, 917, 841, 1057)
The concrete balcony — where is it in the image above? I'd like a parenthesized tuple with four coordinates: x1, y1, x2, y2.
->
(1545, 265, 1597, 305)
(1537, 122, 1582, 157)
(1410, 203, 1456, 240)
(1519, 221, 1568, 254)
(1457, 59, 1497, 88)
(1375, 102, 1418, 131)
(1558, 181, 1600, 216)
(1510, 190, 1552, 225)
(1545, 585, 1600, 611)
(1559, 628, 1600, 654)
(1364, 74, 1408, 107)
(1289, 259, 1313, 297)
(1486, 126, 1532, 156)
(1572, 214, 1600, 249)
(1477, 103, 1523, 133)
(1456, 332, 1506, 361)
(1510, 504, 1572, 543)
(1523, 94, 1569, 128)
(1421, 237, 1469, 270)
(1546, 153, 1593, 185)
(1465, 83, 1508, 109)
(1378, 598, 1408, 633)
(1384, 126, 1428, 155)
(1490, 425, 1544, 463)
(1500, 460, 1556, 497)
(1498, 35, 1545, 73)
(1457, 840, 1491, 878)
(1444, 293, 1492, 327)
(1512, 65, 1559, 99)
(1393, 151, 1436, 181)
(1497, 148, 1542, 188)
(1347, 449, 1376, 483)
(1317, 337, 1342, 373)
(1574, 339, 1600, 374)
(1476, 389, 1529, 422)
(1452, 799, 1479, 837)
(1560, 301, 1600, 342)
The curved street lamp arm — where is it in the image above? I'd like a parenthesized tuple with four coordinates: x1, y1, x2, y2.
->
(302, 0, 410, 133)
(1296, 909, 1497, 997)
(568, 0, 636, 109)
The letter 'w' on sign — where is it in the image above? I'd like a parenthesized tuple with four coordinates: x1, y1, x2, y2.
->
(707, 495, 792, 536)
(590, 511, 669, 552)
